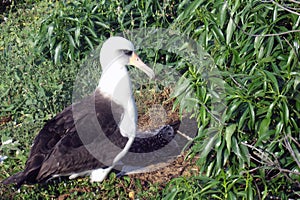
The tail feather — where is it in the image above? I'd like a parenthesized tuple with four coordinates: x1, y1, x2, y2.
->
(2, 172, 25, 188)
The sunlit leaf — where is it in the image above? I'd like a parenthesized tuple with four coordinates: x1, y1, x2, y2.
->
(264, 70, 279, 94)
(248, 103, 255, 129)
(200, 131, 218, 164)
(75, 27, 81, 47)
(226, 17, 235, 45)
(225, 124, 237, 152)
(231, 136, 242, 161)
(212, 25, 225, 44)
(282, 101, 289, 126)
(54, 42, 62, 65)
(258, 117, 270, 136)
(219, 2, 227, 28)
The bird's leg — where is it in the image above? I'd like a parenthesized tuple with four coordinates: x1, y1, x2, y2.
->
(90, 136, 135, 182)
(112, 136, 134, 163)
(90, 167, 113, 182)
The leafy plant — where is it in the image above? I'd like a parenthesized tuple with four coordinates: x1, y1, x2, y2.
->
(35, 0, 110, 64)
(34, 0, 179, 64)
(166, 0, 300, 199)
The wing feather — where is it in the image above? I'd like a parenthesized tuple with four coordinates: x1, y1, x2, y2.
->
(3, 90, 123, 186)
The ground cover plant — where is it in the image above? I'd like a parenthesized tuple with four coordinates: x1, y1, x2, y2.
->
(0, 0, 299, 199)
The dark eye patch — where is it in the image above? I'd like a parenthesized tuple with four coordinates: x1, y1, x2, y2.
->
(123, 50, 133, 56)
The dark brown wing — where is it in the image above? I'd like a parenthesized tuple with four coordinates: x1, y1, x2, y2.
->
(36, 134, 105, 181)
(36, 94, 127, 182)
(2, 89, 124, 187)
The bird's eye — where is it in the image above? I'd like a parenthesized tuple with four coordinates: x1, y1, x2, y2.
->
(123, 50, 133, 56)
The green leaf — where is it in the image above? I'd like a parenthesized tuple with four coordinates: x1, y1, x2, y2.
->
(226, 17, 235, 45)
(200, 131, 218, 163)
(240, 143, 250, 165)
(275, 121, 284, 135)
(219, 2, 227, 28)
(216, 138, 225, 171)
(231, 136, 242, 162)
(258, 117, 270, 136)
(94, 21, 110, 29)
(212, 25, 225, 44)
(225, 124, 237, 152)
(163, 188, 178, 200)
(254, 36, 263, 50)
(67, 32, 76, 48)
(266, 37, 274, 56)
(266, 100, 277, 119)
(47, 24, 54, 39)
(248, 103, 255, 129)
(282, 101, 289, 126)
(225, 99, 242, 121)
(228, 191, 237, 200)
(200, 105, 207, 124)
(84, 35, 94, 50)
(247, 183, 254, 200)
(264, 70, 279, 94)
(171, 77, 191, 97)
(291, 142, 300, 164)
(180, 0, 204, 20)
(258, 46, 264, 60)
(54, 42, 62, 65)
(294, 75, 300, 90)
(257, 130, 274, 146)
(75, 27, 81, 47)
(273, 4, 278, 22)
(238, 107, 249, 130)
(85, 26, 97, 38)
(259, 56, 274, 64)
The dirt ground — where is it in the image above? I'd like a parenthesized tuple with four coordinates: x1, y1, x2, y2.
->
(128, 87, 199, 188)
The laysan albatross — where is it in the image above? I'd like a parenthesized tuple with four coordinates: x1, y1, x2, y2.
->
(2, 36, 175, 187)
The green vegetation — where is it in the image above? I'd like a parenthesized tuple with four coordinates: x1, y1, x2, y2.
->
(1, 0, 299, 199)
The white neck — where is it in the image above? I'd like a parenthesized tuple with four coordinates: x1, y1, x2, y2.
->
(98, 63, 137, 138)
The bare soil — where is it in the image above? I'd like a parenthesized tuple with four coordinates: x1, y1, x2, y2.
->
(128, 87, 199, 189)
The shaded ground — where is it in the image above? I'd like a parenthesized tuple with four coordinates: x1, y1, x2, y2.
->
(126, 88, 199, 190)
(128, 154, 200, 189)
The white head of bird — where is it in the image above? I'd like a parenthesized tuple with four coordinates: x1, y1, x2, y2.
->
(98, 36, 155, 138)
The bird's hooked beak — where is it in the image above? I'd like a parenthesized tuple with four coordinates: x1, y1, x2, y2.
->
(129, 52, 155, 79)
